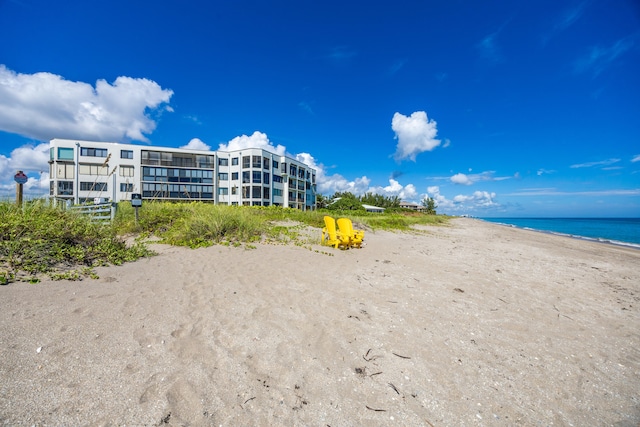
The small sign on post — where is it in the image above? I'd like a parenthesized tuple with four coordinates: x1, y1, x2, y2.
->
(131, 193, 142, 223)
(14, 171, 28, 206)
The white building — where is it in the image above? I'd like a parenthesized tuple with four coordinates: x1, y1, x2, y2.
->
(48, 138, 317, 210)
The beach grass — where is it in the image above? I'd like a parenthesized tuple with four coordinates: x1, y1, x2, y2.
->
(1, 200, 449, 283)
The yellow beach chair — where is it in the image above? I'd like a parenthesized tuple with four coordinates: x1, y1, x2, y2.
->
(322, 216, 350, 249)
(337, 217, 364, 248)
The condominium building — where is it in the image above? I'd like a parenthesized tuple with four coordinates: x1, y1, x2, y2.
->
(48, 138, 317, 210)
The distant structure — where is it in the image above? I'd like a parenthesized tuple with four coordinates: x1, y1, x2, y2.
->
(48, 138, 317, 210)
(400, 201, 424, 212)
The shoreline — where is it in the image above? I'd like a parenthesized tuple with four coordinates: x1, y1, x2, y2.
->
(479, 217, 640, 250)
(1, 218, 639, 425)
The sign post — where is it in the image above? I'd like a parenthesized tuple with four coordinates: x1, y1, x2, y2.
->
(14, 171, 28, 206)
(131, 193, 142, 224)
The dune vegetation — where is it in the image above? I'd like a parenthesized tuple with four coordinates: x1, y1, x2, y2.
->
(0, 199, 448, 284)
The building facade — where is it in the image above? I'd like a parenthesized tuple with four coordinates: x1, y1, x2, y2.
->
(49, 138, 317, 210)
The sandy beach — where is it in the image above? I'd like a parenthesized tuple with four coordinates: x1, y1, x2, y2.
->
(1, 218, 638, 426)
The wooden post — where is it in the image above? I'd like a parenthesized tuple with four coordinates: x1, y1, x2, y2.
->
(16, 182, 23, 206)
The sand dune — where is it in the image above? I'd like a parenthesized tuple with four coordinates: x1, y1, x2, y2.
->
(1, 218, 638, 426)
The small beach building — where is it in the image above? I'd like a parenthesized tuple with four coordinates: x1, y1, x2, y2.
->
(48, 138, 317, 210)
(362, 204, 385, 213)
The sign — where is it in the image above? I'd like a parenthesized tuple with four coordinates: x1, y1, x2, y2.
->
(131, 193, 142, 207)
(14, 171, 28, 185)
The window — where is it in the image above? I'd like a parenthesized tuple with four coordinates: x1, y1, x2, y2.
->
(281, 162, 287, 173)
(218, 158, 228, 166)
(242, 156, 250, 168)
(252, 155, 261, 168)
(120, 165, 134, 177)
(79, 164, 109, 176)
(80, 182, 108, 191)
(81, 147, 108, 157)
(242, 171, 250, 183)
(218, 173, 228, 181)
(252, 186, 261, 198)
(242, 186, 250, 198)
(263, 157, 269, 169)
(273, 175, 282, 183)
(252, 170, 261, 183)
(121, 150, 133, 159)
(56, 164, 75, 179)
(57, 181, 73, 195)
(289, 164, 297, 176)
(58, 147, 74, 160)
(232, 157, 238, 166)
(272, 160, 279, 169)
(218, 187, 229, 195)
(120, 183, 133, 192)
(273, 188, 282, 197)
(263, 172, 270, 185)
(231, 186, 237, 195)
(263, 187, 270, 200)
(232, 172, 238, 180)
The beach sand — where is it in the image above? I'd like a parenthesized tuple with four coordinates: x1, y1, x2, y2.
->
(1, 218, 639, 426)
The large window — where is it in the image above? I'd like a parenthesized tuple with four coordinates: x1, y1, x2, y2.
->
(273, 188, 283, 197)
(218, 187, 229, 195)
(232, 172, 239, 180)
(120, 183, 133, 192)
(252, 156, 262, 168)
(218, 173, 228, 181)
(119, 165, 134, 177)
(219, 158, 228, 166)
(80, 182, 108, 191)
(263, 187, 270, 200)
(272, 160, 279, 169)
(58, 147, 74, 160)
(232, 157, 238, 166)
(252, 170, 261, 183)
(252, 186, 261, 198)
(273, 175, 283, 183)
(242, 171, 250, 183)
(56, 164, 75, 179)
(242, 156, 250, 168)
(263, 172, 270, 184)
(121, 150, 133, 159)
(79, 164, 109, 176)
(57, 181, 73, 195)
(81, 147, 108, 157)
(263, 157, 269, 169)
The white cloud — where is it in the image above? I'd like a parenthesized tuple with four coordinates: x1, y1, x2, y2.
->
(0, 143, 51, 197)
(632, 154, 640, 163)
(451, 173, 473, 185)
(367, 179, 417, 200)
(218, 131, 287, 156)
(570, 158, 620, 168)
(450, 171, 508, 185)
(392, 111, 441, 161)
(537, 168, 555, 176)
(180, 138, 211, 151)
(425, 186, 499, 213)
(0, 64, 173, 143)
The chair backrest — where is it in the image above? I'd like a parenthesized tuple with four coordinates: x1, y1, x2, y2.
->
(336, 217, 353, 237)
(323, 216, 339, 239)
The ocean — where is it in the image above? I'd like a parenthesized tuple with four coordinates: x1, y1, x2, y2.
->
(480, 218, 640, 249)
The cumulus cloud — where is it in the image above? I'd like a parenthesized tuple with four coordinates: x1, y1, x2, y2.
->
(392, 111, 441, 161)
(451, 173, 473, 185)
(425, 186, 499, 213)
(0, 65, 173, 143)
(218, 131, 287, 156)
(368, 179, 417, 200)
(0, 143, 51, 197)
(180, 138, 211, 151)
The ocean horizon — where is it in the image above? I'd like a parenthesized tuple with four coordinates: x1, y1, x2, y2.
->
(480, 217, 640, 249)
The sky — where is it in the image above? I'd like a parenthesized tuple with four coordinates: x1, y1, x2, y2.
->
(0, 0, 639, 217)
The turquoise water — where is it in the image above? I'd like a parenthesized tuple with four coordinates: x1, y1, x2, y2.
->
(481, 218, 640, 249)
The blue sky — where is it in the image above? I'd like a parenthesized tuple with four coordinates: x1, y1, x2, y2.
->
(1, 0, 638, 217)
